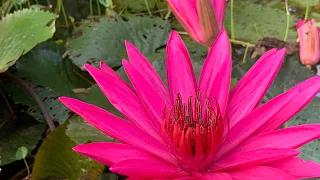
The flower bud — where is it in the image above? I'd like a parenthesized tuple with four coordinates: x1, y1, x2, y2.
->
(297, 19, 320, 69)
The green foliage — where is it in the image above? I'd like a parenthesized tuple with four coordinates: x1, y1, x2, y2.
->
(67, 117, 115, 144)
(67, 16, 170, 68)
(3, 45, 90, 123)
(224, 1, 297, 42)
(0, 122, 46, 165)
(75, 84, 122, 117)
(32, 122, 104, 180)
(114, 0, 157, 12)
(0, 9, 56, 72)
(15, 146, 28, 160)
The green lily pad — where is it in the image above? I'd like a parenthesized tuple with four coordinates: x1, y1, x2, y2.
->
(0, 9, 56, 72)
(32, 122, 104, 180)
(0, 122, 46, 165)
(2, 46, 90, 123)
(15, 146, 28, 160)
(224, 1, 298, 42)
(67, 117, 115, 144)
(67, 16, 170, 69)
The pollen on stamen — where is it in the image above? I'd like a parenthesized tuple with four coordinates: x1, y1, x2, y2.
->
(162, 91, 228, 171)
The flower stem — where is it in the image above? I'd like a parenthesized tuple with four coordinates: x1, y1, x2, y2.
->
(0, 88, 14, 114)
(89, 0, 93, 16)
(165, 10, 171, 20)
(177, 31, 255, 47)
(143, 0, 152, 16)
(242, 44, 250, 63)
(229, 39, 255, 47)
(23, 159, 30, 177)
(305, 0, 310, 20)
(97, 1, 101, 16)
(1, 72, 55, 132)
(61, 1, 69, 27)
(230, 0, 235, 39)
(284, 0, 290, 41)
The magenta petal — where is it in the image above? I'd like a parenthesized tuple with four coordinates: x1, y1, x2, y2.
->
(213, 148, 299, 171)
(174, 177, 198, 180)
(228, 166, 295, 180)
(236, 124, 320, 152)
(198, 30, 231, 113)
(210, 0, 226, 29)
(268, 157, 320, 179)
(202, 172, 232, 180)
(166, 31, 196, 103)
(73, 142, 155, 166)
(84, 64, 162, 141)
(125, 41, 170, 106)
(227, 48, 286, 128)
(110, 158, 189, 178)
(254, 75, 320, 135)
(123, 60, 167, 123)
(216, 82, 297, 159)
(59, 97, 176, 164)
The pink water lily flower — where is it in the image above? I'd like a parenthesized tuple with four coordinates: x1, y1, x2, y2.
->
(60, 30, 320, 179)
(167, 0, 226, 46)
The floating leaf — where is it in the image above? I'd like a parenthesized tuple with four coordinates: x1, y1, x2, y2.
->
(32, 122, 103, 180)
(224, 1, 297, 42)
(2, 45, 91, 123)
(15, 146, 28, 160)
(67, 16, 170, 68)
(0, 9, 56, 72)
(13, 48, 90, 97)
(3, 83, 71, 123)
(0, 122, 46, 165)
(67, 117, 115, 144)
(75, 84, 122, 117)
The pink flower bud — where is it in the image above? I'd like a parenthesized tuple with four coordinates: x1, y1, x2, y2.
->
(167, 0, 226, 46)
(297, 19, 320, 69)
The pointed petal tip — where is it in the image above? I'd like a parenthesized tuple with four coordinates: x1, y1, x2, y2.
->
(168, 30, 183, 44)
(122, 59, 129, 66)
(84, 63, 99, 72)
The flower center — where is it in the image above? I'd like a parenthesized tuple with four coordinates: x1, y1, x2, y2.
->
(162, 91, 228, 172)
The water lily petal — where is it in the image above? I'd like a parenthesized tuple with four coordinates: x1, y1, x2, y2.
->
(213, 148, 299, 171)
(236, 124, 320, 152)
(111, 158, 189, 178)
(216, 81, 297, 159)
(254, 76, 320, 135)
(85, 64, 162, 141)
(268, 157, 320, 179)
(228, 166, 296, 180)
(217, 75, 320, 159)
(166, 0, 200, 42)
(99, 62, 132, 89)
(202, 172, 232, 180)
(198, 30, 231, 113)
(166, 31, 196, 103)
(123, 60, 167, 123)
(73, 142, 155, 166)
(227, 48, 286, 128)
(125, 41, 170, 106)
(210, 0, 227, 29)
(59, 97, 176, 164)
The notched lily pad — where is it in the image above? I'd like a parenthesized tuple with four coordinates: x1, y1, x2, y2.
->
(67, 16, 170, 69)
(0, 9, 56, 72)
